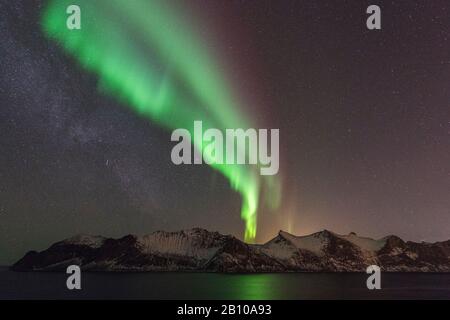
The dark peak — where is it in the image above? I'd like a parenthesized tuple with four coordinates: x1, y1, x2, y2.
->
(349, 232, 357, 236)
(102, 234, 137, 247)
(313, 229, 335, 238)
(278, 230, 296, 239)
(383, 234, 405, 243)
(187, 227, 208, 233)
(278, 230, 287, 236)
(379, 235, 406, 253)
(262, 230, 295, 246)
(437, 239, 450, 246)
(120, 234, 137, 241)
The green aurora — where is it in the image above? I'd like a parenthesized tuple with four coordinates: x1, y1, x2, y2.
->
(41, 0, 280, 242)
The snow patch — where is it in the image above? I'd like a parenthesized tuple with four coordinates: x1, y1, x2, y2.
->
(63, 234, 106, 248)
(137, 229, 223, 260)
(278, 230, 328, 255)
(338, 233, 386, 252)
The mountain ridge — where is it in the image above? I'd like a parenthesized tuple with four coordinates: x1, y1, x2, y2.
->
(12, 228, 450, 272)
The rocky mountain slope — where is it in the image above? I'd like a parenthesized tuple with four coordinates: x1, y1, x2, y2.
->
(12, 228, 450, 272)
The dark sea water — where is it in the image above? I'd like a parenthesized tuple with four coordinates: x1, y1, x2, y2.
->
(1, 268, 449, 300)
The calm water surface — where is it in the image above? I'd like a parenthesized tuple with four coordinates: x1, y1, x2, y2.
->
(1, 268, 449, 300)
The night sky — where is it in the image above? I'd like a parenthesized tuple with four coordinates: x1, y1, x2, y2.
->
(1, 0, 449, 265)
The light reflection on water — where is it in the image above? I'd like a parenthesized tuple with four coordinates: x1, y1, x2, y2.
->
(222, 274, 281, 300)
(1, 271, 450, 300)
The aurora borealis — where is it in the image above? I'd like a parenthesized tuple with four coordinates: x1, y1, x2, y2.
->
(1, 0, 449, 266)
(41, 0, 280, 241)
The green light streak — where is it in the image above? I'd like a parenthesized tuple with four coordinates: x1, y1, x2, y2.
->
(41, 0, 279, 242)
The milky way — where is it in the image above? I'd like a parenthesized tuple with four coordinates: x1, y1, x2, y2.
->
(41, 0, 281, 241)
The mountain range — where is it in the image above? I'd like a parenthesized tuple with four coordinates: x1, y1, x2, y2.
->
(12, 228, 450, 272)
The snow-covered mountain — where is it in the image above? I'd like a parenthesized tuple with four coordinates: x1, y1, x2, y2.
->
(12, 228, 450, 272)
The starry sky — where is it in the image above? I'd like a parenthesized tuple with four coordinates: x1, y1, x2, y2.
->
(0, 0, 449, 265)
